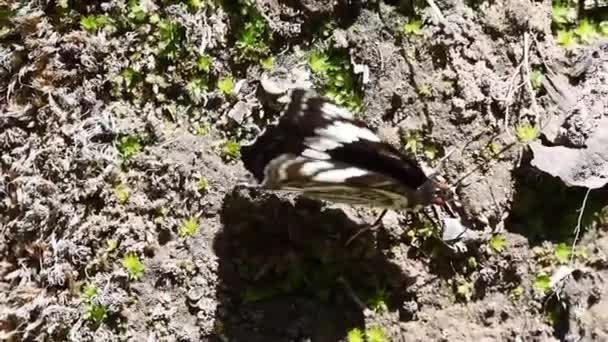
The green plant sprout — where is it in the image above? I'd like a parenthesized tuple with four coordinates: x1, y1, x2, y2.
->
(556, 30, 576, 48)
(217, 76, 235, 96)
(156, 19, 184, 61)
(515, 122, 539, 144)
(551, 4, 575, 26)
(530, 69, 543, 90)
(308, 51, 332, 75)
(80, 15, 111, 32)
(114, 183, 129, 204)
(82, 284, 107, 326)
(186, 78, 208, 103)
(455, 278, 473, 301)
(197, 54, 212, 72)
(533, 272, 551, 294)
(197, 176, 209, 192)
(489, 234, 506, 253)
(178, 216, 200, 238)
(347, 328, 365, 342)
(366, 326, 388, 342)
(116, 135, 143, 160)
(366, 288, 389, 313)
(122, 252, 144, 281)
(307, 49, 362, 111)
(403, 19, 423, 36)
(417, 84, 432, 97)
(574, 19, 599, 44)
(260, 56, 273, 70)
(222, 140, 241, 161)
(235, 13, 270, 62)
(121, 68, 140, 88)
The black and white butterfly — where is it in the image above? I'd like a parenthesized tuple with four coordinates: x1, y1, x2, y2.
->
(240, 89, 452, 220)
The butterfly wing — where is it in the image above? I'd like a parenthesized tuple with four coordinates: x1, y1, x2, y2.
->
(241, 89, 430, 209)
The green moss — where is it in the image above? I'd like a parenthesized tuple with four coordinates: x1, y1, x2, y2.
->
(221, 140, 241, 161)
(122, 253, 145, 281)
(217, 76, 235, 96)
(402, 19, 423, 36)
(178, 216, 200, 238)
(307, 49, 362, 112)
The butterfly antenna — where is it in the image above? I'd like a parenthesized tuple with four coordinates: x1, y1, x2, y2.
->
(451, 140, 518, 188)
(427, 147, 457, 181)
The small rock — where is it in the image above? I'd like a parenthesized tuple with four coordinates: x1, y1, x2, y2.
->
(226, 101, 252, 125)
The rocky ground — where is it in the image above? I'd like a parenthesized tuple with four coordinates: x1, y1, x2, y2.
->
(1, 0, 608, 341)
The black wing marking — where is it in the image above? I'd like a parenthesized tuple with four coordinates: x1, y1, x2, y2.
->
(241, 89, 429, 192)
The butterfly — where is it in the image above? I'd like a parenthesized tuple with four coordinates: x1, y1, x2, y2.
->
(240, 89, 452, 223)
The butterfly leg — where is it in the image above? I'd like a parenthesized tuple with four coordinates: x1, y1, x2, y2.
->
(345, 209, 388, 246)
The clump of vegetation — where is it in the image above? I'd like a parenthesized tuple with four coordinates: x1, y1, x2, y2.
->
(114, 183, 129, 204)
(221, 140, 241, 161)
(217, 76, 235, 96)
(116, 135, 143, 161)
(80, 15, 112, 32)
(515, 122, 539, 144)
(402, 18, 423, 36)
(225, 0, 271, 64)
(307, 49, 362, 112)
(530, 69, 543, 90)
(197, 176, 209, 192)
(365, 287, 389, 313)
(401, 129, 439, 160)
(122, 252, 145, 281)
(153, 18, 186, 61)
(453, 277, 474, 302)
(347, 326, 388, 342)
(196, 54, 212, 72)
(235, 13, 270, 62)
(178, 216, 200, 238)
(82, 284, 108, 327)
(551, 1, 607, 47)
(488, 234, 507, 254)
(533, 272, 551, 294)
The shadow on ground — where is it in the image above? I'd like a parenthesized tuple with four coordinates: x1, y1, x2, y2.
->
(212, 188, 415, 341)
(508, 164, 608, 243)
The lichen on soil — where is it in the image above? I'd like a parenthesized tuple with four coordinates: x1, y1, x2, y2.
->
(1, 0, 608, 341)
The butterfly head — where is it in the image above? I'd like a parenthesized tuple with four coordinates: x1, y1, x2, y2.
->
(414, 176, 453, 207)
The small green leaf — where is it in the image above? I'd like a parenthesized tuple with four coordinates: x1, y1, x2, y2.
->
(403, 19, 423, 36)
(217, 76, 235, 96)
(260, 56, 273, 70)
(114, 183, 129, 204)
(178, 216, 200, 238)
(557, 30, 576, 48)
(84, 302, 107, 325)
(423, 144, 438, 160)
(533, 273, 551, 294)
(116, 135, 142, 160)
(122, 253, 144, 281)
(347, 328, 365, 342)
(489, 234, 506, 253)
(554, 243, 571, 264)
(308, 51, 332, 75)
(82, 284, 99, 301)
(222, 140, 241, 161)
(551, 5, 574, 26)
(510, 286, 524, 299)
(574, 19, 599, 44)
(197, 177, 208, 192)
(515, 122, 539, 144)
(530, 69, 543, 90)
(196, 54, 212, 72)
(366, 326, 388, 342)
